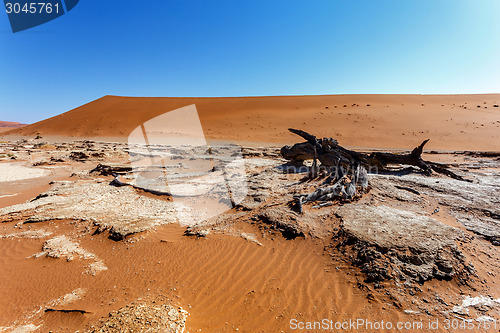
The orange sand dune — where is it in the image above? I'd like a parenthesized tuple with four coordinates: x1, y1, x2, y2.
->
(4, 94, 500, 150)
(0, 121, 25, 133)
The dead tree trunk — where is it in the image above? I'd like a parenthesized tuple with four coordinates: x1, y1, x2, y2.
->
(281, 128, 469, 182)
(282, 129, 470, 211)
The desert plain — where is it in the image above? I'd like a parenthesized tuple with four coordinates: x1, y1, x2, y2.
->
(0, 94, 499, 332)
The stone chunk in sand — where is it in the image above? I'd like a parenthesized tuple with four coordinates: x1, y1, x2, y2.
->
(0, 180, 190, 239)
(1, 229, 52, 239)
(338, 204, 460, 252)
(257, 206, 307, 239)
(372, 172, 500, 245)
(336, 204, 474, 284)
(33, 235, 107, 275)
(85, 301, 188, 333)
(452, 295, 500, 315)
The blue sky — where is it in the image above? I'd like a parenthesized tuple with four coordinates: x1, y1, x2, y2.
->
(1, 0, 499, 123)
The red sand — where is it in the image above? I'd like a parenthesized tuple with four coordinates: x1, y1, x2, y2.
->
(4, 94, 500, 151)
(0, 121, 25, 133)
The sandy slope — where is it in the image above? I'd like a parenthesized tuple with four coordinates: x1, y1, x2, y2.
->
(0, 121, 25, 133)
(4, 94, 500, 151)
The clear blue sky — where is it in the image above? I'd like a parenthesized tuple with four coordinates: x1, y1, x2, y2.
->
(1, 0, 499, 123)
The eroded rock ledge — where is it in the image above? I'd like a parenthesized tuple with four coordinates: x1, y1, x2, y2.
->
(334, 204, 476, 284)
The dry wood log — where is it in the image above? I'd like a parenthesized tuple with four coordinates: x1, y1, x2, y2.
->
(282, 128, 469, 182)
(45, 308, 90, 314)
(305, 183, 343, 202)
(90, 163, 133, 176)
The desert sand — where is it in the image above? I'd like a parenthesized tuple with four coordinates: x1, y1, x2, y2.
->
(3, 94, 500, 151)
(0, 95, 499, 332)
(0, 121, 25, 133)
